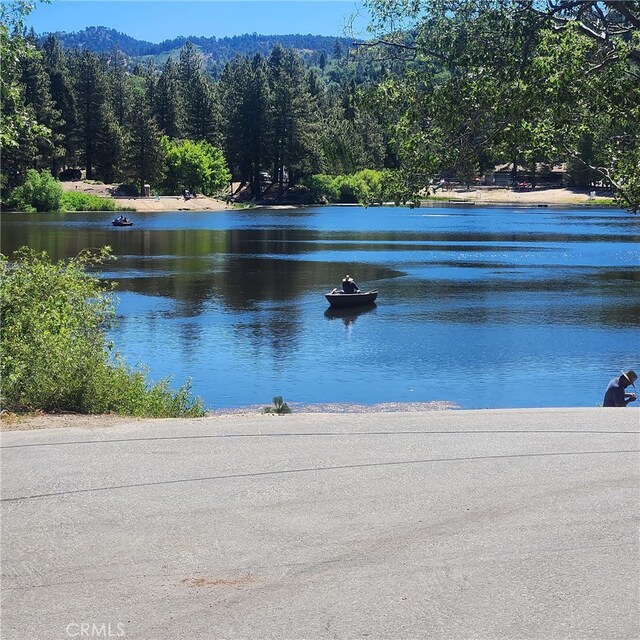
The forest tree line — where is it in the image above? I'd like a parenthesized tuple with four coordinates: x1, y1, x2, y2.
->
(48, 26, 352, 65)
(2, 28, 392, 199)
(2, 0, 639, 211)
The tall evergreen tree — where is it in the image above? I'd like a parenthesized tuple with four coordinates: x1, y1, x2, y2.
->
(267, 44, 318, 193)
(220, 53, 272, 197)
(220, 55, 252, 183)
(340, 79, 357, 122)
(95, 106, 125, 183)
(2, 31, 62, 185)
(108, 47, 129, 127)
(42, 34, 78, 171)
(154, 58, 182, 139)
(183, 70, 221, 145)
(178, 41, 201, 84)
(125, 92, 165, 194)
(71, 50, 109, 179)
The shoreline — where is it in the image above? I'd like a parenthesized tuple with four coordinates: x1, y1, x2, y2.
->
(60, 181, 617, 212)
(2, 403, 625, 431)
(1, 402, 457, 431)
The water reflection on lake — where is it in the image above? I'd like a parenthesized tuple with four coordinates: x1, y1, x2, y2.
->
(2, 204, 639, 409)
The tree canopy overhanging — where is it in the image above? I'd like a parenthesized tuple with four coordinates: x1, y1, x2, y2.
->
(360, 0, 640, 211)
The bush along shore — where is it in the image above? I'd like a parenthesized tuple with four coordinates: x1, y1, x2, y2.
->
(0, 246, 204, 418)
(7, 169, 134, 213)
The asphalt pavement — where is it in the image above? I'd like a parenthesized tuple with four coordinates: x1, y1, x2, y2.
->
(1, 408, 639, 640)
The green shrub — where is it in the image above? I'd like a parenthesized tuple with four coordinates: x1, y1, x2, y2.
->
(302, 169, 396, 205)
(0, 247, 205, 417)
(301, 174, 340, 203)
(263, 396, 292, 415)
(61, 191, 134, 212)
(10, 169, 63, 212)
(162, 138, 232, 195)
(335, 174, 363, 203)
(88, 358, 204, 417)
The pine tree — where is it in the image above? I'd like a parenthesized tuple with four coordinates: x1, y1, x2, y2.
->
(154, 58, 182, 139)
(125, 93, 165, 194)
(42, 34, 78, 171)
(108, 47, 129, 127)
(341, 79, 357, 122)
(220, 53, 272, 197)
(71, 50, 109, 179)
(183, 70, 221, 145)
(333, 39, 343, 60)
(267, 44, 318, 194)
(4, 32, 63, 180)
(95, 106, 125, 183)
(178, 41, 201, 85)
(219, 55, 252, 183)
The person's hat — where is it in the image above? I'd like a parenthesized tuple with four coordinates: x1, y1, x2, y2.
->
(621, 370, 637, 387)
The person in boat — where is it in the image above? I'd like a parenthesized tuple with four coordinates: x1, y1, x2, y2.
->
(603, 370, 637, 407)
(341, 275, 359, 294)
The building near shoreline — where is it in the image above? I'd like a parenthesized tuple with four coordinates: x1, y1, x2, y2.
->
(489, 163, 567, 187)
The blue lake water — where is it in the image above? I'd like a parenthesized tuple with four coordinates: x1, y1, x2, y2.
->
(2, 204, 639, 409)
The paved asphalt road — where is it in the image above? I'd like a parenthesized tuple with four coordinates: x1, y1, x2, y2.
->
(1, 408, 639, 640)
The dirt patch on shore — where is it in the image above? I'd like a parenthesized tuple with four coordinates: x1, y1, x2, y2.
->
(428, 186, 612, 205)
(0, 412, 144, 431)
(1, 402, 457, 431)
(60, 181, 227, 212)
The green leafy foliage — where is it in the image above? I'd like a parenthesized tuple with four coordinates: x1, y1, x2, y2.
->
(60, 191, 135, 212)
(8, 169, 134, 212)
(302, 174, 341, 202)
(303, 169, 399, 205)
(0, 247, 205, 417)
(0, 3, 53, 172)
(362, 0, 640, 211)
(10, 168, 63, 212)
(263, 396, 292, 415)
(162, 138, 231, 195)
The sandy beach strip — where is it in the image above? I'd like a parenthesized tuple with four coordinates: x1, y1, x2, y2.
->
(60, 181, 615, 212)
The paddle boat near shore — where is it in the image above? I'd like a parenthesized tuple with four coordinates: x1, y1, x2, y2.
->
(111, 216, 133, 227)
(325, 289, 378, 308)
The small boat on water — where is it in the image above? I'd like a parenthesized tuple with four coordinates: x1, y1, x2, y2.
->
(111, 217, 133, 227)
(325, 289, 378, 308)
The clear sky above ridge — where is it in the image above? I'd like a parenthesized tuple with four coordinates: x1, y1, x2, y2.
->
(25, 0, 370, 42)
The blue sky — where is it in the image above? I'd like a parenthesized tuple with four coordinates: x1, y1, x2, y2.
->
(25, 1, 370, 42)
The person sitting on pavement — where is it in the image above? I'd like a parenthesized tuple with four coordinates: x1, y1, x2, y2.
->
(603, 370, 637, 407)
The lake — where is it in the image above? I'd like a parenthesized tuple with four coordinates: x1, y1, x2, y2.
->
(2, 204, 639, 409)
